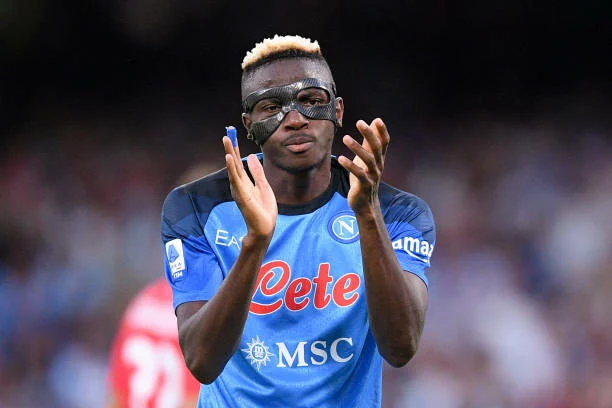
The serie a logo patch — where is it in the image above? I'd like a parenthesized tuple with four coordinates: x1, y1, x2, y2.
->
(165, 238, 186, 281)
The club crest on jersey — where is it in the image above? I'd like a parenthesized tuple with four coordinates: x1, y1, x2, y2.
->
(392, 236, 434, 263)
(327, 212, 359, 243)
(242, 336, 274, 371)
(165, 238, 186, 281)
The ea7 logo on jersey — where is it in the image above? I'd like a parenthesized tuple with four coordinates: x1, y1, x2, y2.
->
(215, 229, 244, 249)
(392, 236, 434, 263)
(165, 239, 186, 281)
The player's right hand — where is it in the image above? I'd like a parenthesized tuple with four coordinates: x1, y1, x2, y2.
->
(223, 136, 277, 242)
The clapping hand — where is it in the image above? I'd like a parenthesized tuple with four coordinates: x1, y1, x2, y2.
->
(222, 135, 277, 242)
(338, 118, 390, 216)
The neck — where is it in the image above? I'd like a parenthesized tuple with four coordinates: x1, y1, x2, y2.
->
(264, 161, 331, 205)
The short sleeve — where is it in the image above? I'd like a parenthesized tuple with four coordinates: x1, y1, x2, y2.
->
(161, 187, 225, 310)
(383, 191, 436, 288)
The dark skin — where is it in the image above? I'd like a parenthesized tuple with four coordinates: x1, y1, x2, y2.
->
(176, 58, 428, 385)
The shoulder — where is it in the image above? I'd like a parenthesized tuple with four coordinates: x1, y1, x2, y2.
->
(379, 182, 432, 213)
(162, 166, 232, 226)
(330, 156, 433, 221)
(378, 182, 435, 229)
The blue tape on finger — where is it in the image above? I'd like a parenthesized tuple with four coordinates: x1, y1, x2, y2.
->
(225, 126, 237, 147)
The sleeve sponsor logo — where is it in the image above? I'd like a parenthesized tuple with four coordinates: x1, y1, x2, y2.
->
(392, 236, 434, 264)
(165, 239, 186, 280)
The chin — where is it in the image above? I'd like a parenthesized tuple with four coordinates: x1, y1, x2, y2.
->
(277, 152, 327, 174)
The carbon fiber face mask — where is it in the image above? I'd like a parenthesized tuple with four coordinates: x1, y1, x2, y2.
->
(242, 78, 339, 145)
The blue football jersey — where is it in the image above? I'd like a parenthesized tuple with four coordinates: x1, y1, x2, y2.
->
(161, 155, 436, 408)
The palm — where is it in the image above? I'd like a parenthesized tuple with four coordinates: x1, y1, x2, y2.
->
(223, 137, 277, 238)
(231, 157, 277, 237)
(339, 118, 390, 214)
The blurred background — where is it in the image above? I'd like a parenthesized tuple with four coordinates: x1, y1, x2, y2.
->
(1, 1, 611, 407)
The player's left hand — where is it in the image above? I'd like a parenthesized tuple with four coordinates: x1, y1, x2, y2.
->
(338, 117, 389, 216)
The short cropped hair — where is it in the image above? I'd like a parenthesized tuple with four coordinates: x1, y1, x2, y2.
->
(240, 34, 335, 100)
(241, 34, 326, 74)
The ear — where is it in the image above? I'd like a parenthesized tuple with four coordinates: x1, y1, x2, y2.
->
(335, 97, 344, 128)
(241, 112, 252, 136)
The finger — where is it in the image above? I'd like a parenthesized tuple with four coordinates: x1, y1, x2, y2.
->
(222, 136, 239, 168)
(223, 137, 238, 179)
(222, 135, 231, 153)
(363, 120, 386, 167)
(338, 155, 370, 183)
(225, 153, 238, 186)
(371, 118, 390, 157)
(222, 135, 243, 165)
(356, 120, 382, 154)
(342, 135, 378, 173)
(225, 126, 238, 148)
(227, 153, 255, 201)
(223, 136, 248, 181)
(246, 154, 269, 187)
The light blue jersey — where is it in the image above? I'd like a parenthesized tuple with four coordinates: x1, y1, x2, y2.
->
(161, 156, 435, 407)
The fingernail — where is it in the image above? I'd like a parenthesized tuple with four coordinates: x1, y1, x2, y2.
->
(225, 126, 238, 147)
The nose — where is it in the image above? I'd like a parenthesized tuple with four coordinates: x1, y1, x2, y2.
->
(282, 108, 309, 130)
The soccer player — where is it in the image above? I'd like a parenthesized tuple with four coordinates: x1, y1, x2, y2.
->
(105, 277, 200, 408)
(161, 34, 436, 407)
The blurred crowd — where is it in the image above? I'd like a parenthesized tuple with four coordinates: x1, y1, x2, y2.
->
(383, 114, 612, 408)
(1, 97, 610, 407)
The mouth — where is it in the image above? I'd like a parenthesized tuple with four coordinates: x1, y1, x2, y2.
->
(283, 135, 315, 153)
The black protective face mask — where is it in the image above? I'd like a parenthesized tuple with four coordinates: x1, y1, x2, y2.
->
(242, 78, 339, 145)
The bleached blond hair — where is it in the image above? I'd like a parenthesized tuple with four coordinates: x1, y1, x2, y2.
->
(241, 34, 323, 72)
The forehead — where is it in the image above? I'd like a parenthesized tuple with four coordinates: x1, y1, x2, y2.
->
(242, 58, 333, 98)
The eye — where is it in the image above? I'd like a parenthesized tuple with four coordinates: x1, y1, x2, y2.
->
(301, 96, 324, 107)
(298, 88, 329, 107)
(254, 99, 281, 115)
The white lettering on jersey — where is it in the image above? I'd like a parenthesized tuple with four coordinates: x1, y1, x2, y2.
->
(274, 337, 354, 368)
(276, 342, 308, 368)
(392, 236, 434, 263)
(241, 336, 355, 370)
(215, 229, 243, 249)
(330, 337, 354, 363)
(310, 341, 327, 365)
